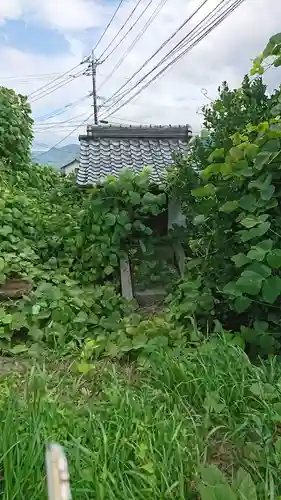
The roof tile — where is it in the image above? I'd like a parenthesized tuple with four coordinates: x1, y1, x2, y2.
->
(77, 125, 191, 186)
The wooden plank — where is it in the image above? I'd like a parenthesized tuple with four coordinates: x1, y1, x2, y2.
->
(120, 253, 133, 300)
(173, 241, 185, 277)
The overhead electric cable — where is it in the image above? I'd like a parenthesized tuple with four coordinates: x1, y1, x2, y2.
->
(29, 70, 86, 103)
(92, 0, 126, 52)
(101, 0, 245, 119)
(97, 0, 169, 90)
(97, 0, 144, 62)
(104, 0, 230, 108)
(33, 112, 95, 161)
(34, 94, 91, 122)
(98, 0, 153, 63)
(27, 62, 86, 99)
(97, 0, 210, 109)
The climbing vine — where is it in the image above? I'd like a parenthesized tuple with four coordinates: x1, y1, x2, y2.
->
(0, 87, 33, 168)
(169, 31, 281, 355)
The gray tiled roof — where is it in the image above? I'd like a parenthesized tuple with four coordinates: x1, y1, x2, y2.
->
(77, 124, 191, 186)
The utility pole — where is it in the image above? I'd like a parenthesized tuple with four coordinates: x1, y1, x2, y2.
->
(91, 50, 98, 125)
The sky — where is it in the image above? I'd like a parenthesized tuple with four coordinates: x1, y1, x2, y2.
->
(0, 0, 280, 150)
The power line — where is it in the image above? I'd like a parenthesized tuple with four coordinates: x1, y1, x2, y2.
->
(29, 70, 86, 103)
(97, 0, 210, 110)
(1, 72, 63, 80)
(97, 0, 144, 62)
(98, 0, 153, 64)
(106, 0, 229, 108)
(33, 112, 95, 161)
(93, 0, 126, 52)
(101, 0, 240, 118)
(100, 0, 234, 113)
(98, 0, 169, 91)
(27, 2, 126, 102)
(34, 113, 90, 130)
(27, 62, 86, 99)
(101, 0, 245, 120)
(33, 114, 148, 129)
(34, 94, 92, 122)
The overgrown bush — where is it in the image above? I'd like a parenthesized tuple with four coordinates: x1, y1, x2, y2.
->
(168, 31, 281, 356)
(0, 91, 171, 356)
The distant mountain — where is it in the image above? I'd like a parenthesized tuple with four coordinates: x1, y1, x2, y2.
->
(32, 144, 79, 169)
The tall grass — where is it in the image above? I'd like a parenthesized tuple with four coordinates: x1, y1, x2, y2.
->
(0, 339, 281, 499)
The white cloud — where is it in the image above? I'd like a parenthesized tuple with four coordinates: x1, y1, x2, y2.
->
(0, 0, 280, 147)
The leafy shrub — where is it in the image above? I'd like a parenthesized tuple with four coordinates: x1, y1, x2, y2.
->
(0, 88, 33, 168)
(0, 87, 172, 356)
(168, 31, 281, 355)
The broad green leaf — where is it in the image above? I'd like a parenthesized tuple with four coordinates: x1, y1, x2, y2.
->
(0, 258, 4, 272)
(0, 225, 12, 236)
(239, 194, 257, 212)
(201, 163, 224, 179)
(260, 184, 275, 201)
(244, 143, 259, 160)
(219, 201, 239, 213)
(198, 484, 235, 500)
(258, 239, 273, 251)
(193, 214, 206, 225)
(1, 313, 12, 325)
(104, 213, 116, 226)
(104, 265, 114, 275)
(249, 382, 263, 397)
(267, 249, 281, 268)
(254, 151, 273, 170)
(9, 344, 28, 354)
(253, 320, 269, 332)
(142, 192, 157, 204)
(262, 275, 281, 304)
(198, 465, 237, 500)
(208, 148, 225, 162)
(229, 146, 244, 160)
(129, 191, 141, 204)
(249, 174, 272, 190)
(231, 253, 249, 268)
(199, 464, 229, 487)
(271, 103, 281, 117)
(132, 334, 148, 349)
(191, 184, 216, 198)
(233, 468, 257, 500)
(234, 296, 251, 313)
(274, 56, 281, 67)
(74, 311, 88, 323)
(240, 222, 270, 242)
(236, 270, 264, 295)
(269, 33, 281, 45)
(240, 216, 260, 228)
(261, 139, 281, 153)
(223, 281, 241, 297)
(76, 362, 95, 374)
(246, 262, 271, 278)
(247, 247, 267, 262)
(141, 462, 154, 474)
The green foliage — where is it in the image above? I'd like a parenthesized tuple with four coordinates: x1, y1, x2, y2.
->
(2, 339, 281, 498)
(202, 75, 273, 150)
(0, 87, 33, 168)
(168, 32, 281, 356)
(74, 167, 166, 283)
(0, 161, 170, 355)
(198, 465, 257, 500)
(0, 90, 172, 358)
(251, 32, 281, 75)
